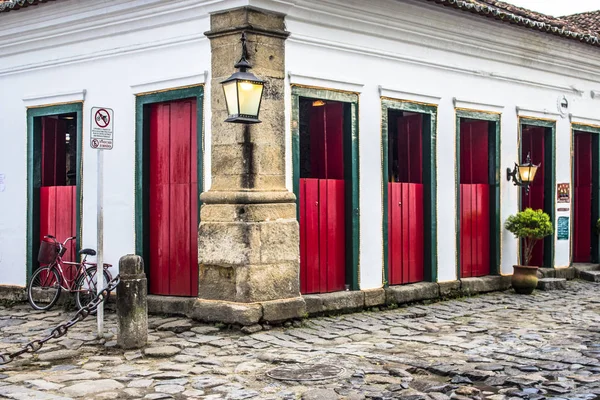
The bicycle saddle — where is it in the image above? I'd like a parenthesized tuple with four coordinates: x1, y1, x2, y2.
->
(79, 248, 97, 256)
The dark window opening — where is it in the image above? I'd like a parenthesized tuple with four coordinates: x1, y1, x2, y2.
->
(40, 113, 77, 187)
(388, 110, 423, 184)
(299, 98, 345, 180)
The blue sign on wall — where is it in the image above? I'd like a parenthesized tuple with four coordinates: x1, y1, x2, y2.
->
(557, 216, 569, 241)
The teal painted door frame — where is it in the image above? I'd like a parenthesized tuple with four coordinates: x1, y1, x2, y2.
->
(571, 123, 600, 264)
(134, 86, 204, 279)
(518, 117, 556, 268)
(381, 99, 438, 284)
(455, 109, 501, 278)
(27, 102, 84, 283)
(291, 85, 360, 291)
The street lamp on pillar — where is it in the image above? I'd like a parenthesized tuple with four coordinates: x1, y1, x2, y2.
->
(221, 32, 265, 124)
(507, 152, 540, 194)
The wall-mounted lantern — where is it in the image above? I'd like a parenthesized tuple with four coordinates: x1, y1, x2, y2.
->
(221, 32, 264, 124)
(507, 152, 539, 193)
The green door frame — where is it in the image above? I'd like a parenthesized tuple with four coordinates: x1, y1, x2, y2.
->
(571, 123, 600, 264)
(134, 86, 204, 280)
(519, 117, 556, 268)
(455, 109, 501, 278)
(381, 98, 438, 284)
(27, 102, 84, 283)
(291, 85, 360, 291)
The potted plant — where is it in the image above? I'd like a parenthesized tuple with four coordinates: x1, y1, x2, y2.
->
(504, 208, 553, 294)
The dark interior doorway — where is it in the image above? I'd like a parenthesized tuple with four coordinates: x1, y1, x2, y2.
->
(387, 110, 425, 285)
(573, 130, 599, 263)
(38, 113, 78, 279)
(521, 123, 554, 267)
(298, 98, 349, 294)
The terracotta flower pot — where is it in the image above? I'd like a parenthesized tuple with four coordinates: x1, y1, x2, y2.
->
(511, 265, 538, 295)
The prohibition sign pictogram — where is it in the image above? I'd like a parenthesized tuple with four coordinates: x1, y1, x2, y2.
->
(91, 139, 100, 148)
(95, 109, 111, 128)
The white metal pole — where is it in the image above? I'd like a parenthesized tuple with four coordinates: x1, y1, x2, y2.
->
(97, 149, 104, 338)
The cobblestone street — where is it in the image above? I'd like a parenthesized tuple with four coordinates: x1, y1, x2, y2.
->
(0, 281, 600, 399)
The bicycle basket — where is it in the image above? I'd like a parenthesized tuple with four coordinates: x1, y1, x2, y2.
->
(38, 240, 59, 264)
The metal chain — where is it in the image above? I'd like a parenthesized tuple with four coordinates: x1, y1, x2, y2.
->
(0, 274, 120, 365)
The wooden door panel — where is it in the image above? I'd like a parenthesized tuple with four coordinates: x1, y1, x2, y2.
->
(408, 183, 425, 283)
(460, 120, 491, 277)
(460, 184, 490, 277)
(300, 178, 320, 294)
(574, 133, 593, 263)
(460, 185, 473, 278)
(388, 183, 424, 284)
(521, 126, 545, 266)
(148, 99, 198, 296)
(324, 179, 346, 292)
(388, 183, 402, 284)
(169, 184, 191, 296)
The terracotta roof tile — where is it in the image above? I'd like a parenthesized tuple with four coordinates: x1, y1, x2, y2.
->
(425, 0, 600, 48)
(560, 11, 600, 35)
(0, 0, 54, 13)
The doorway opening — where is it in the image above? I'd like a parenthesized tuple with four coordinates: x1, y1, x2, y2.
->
(456, 112, 500, 278)
(298, 98, 348, 294)
(387, 110, 425, 284)
(520, 121, 555, 268)
(573, 129, 599, 263)
(135, 87, 203, 297)
(382, 100, 437, 285)
(27, 105, 82, 283)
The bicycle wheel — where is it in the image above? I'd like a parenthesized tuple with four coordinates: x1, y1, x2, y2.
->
(74, 267, 111, 313)
(28, 266, 62, 311)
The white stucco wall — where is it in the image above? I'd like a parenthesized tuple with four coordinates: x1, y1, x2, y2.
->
(1, 0, 600, 291)
(0, 0, 247, 285)
(276, 0, 600, 288)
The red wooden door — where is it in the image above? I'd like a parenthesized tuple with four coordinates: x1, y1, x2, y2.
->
(574, 132, 592, 263)
(388, 114, 424, 285)
(460, 120, 490, 277)
(521, 126, 545, 267)
(149, 99, 198, 297)
(39, 117, 76, 278)
(299, 102, 346, 294)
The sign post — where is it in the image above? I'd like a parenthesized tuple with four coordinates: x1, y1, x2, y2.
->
(90, 107, 114, 338)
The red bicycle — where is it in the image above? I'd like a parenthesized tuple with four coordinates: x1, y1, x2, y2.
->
(27, 235, 113, 311)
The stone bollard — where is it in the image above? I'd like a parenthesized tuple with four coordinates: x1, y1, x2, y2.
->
(117, 255, 148, 349)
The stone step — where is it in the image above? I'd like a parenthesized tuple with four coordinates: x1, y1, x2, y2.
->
(580, 270, 600, 282)
(537, 278, 567, 291)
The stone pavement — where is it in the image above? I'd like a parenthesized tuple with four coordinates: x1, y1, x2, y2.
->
(1, 281, 600, 400)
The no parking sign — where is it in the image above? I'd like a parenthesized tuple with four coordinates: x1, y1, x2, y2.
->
(90, 107, 114, 150)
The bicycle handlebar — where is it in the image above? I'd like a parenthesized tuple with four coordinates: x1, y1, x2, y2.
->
(43, 235, 76, 247)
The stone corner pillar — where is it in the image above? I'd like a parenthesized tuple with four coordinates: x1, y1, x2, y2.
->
(192, 6, 306, 326)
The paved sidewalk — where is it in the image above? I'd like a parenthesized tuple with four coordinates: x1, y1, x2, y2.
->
(0, 281, 600, 399)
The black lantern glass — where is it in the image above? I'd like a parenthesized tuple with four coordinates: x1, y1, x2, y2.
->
(221, 33, 264, 124)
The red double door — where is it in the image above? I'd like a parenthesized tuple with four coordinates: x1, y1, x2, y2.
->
(460, 120, 490, 278)
(521, 126, 546, 266)
(299, 102, 346, 294)
(388, 114, 424, 285)
(574, 132, 593, 263)
(148, 99, 199, 297)
(39, 117, 77, 277)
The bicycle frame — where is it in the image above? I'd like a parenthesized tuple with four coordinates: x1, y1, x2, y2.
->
(41, 236, 112, 294)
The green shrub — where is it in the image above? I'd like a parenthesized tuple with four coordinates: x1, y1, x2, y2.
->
(505, 208, 553, 266)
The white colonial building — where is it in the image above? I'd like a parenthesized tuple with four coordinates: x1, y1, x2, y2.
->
(1, 0, 599, 316)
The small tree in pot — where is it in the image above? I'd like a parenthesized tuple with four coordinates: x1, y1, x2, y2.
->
(505, 208, 553, 294)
